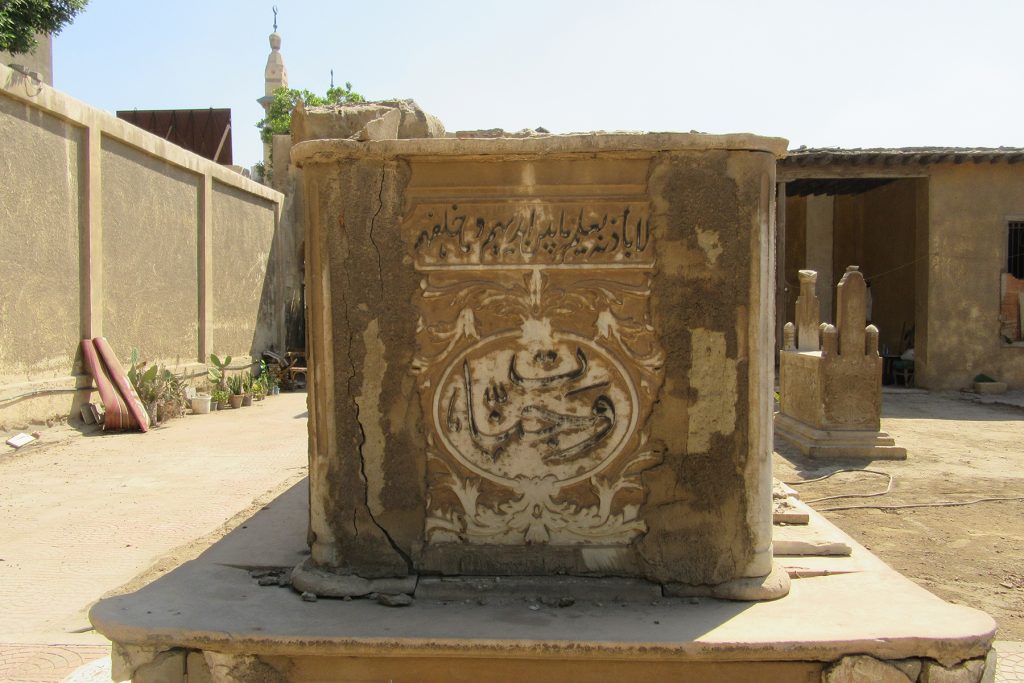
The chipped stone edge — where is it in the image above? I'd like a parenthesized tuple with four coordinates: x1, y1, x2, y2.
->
(292, 132, 790, 166)
(664, 561, 792, 601)
(290, 557, 418, 598)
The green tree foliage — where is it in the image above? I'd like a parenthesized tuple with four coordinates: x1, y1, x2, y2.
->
(256, 82, 364, 144)
(0, 0, 88, 55)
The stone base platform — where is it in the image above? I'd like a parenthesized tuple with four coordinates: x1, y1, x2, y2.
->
(775, 413, 908, 460)
(90, 481, 994, 683)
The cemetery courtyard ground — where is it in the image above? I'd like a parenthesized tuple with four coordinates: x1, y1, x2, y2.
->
(0, 388, 1022, 681)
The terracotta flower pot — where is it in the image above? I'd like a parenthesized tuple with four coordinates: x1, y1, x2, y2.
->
(228, 394, 244, 409)
(242, 393, 253, 407)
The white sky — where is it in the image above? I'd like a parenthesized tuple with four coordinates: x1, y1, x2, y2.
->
(53, 0, 1024, 168)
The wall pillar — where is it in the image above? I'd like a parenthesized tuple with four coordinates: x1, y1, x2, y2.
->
(80, 125, 102, 341)
(198, 174, 213, 362)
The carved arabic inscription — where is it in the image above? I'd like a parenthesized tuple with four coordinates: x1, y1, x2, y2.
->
(410, 202, 652, 267)
(407, 201, 664, 546)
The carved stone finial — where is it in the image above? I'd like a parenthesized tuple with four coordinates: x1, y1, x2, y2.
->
(836, 265, 868, 356)
(795, 270, 821, 351)
(783, 322, 796, 351)
(821, 324, 838, 357)
(865, 324, 880, 357)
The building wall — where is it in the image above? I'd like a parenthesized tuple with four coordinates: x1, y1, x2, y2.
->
(100, 138, 199, 362)
(1, 33, 53, 85)
(0, 62, 284, 428)
(211, 181, 277, 354)
(923, 163, 1024, 389)
(0, 92, 81, 385)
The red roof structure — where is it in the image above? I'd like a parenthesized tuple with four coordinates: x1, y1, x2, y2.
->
(117, 108, 233, 165)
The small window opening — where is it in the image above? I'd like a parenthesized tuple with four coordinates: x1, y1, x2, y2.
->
(1009, 221, 1024, 279)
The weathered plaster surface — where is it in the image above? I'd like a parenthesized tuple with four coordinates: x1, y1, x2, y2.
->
(211, 180, 277, 355)
(686, 328, 737, 452)
(0, 95, 80, 383)
(305, 158, 419, 577)
(357, 318, 388, 518)
(925, 163, 1024, 389)
(638, 150, 771, 585)
(101, 137, 198, 362)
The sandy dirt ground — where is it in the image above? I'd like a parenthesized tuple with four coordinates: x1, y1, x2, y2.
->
(0, 392, 308, 681)
(774, 389, 1024, 641)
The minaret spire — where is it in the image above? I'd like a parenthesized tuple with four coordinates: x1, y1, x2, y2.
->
(257, 7, 289, 168)
(264, 15, 288, 98)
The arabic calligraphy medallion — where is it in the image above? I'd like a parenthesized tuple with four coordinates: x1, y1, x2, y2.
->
(434, 329, 638, 486)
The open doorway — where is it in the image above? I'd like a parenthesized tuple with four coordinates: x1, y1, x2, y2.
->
(780, 177, 927, 370)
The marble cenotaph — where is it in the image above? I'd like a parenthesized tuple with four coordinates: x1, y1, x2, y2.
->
(292, 130, 789, 600)
(776, 266, 906, 459)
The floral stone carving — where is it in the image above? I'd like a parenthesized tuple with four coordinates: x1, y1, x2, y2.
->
(406, 202, 665, 546)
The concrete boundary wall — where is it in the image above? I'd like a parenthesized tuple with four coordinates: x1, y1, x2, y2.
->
(0, 62, 285, 427)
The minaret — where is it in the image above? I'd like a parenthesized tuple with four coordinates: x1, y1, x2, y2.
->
(257, 8, 288, 167)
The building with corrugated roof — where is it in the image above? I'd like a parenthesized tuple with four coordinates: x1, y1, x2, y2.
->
(777, 147, 1024, 389)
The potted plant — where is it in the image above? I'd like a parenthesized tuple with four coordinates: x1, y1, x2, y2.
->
(241, 374, 254, 407)
(252, 375, 267, 401)
(253, 360, 272, 398)
(127, 349, 189, 425)
(208, 353, 232, 392)
(227, 374, 245, 409)
(211, 388, 230, 411)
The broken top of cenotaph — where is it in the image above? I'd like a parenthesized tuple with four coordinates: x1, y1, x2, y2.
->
(287, 114, 790, 601)
(776, 265, 907, 459)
